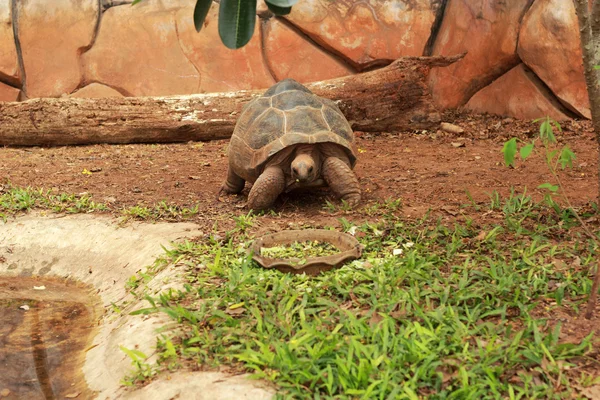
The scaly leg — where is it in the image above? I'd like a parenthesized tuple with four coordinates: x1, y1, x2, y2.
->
(322, 157, 361, 207)
(247, 166, 285, 210)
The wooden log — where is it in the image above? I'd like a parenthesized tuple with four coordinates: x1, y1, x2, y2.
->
(0, 55, 463, 147)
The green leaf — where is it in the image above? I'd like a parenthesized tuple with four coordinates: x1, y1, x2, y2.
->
(265, 0, 298, 6)
(194, 0, 213, 32)
(266, 1, 292, 15)
(502, 138, 517, 167)
(538, 183, 559, 192)
(519, 143, 534, 160)
(558, 146, 576, 169)
(218, 0, 258, 49)
(539, 117, 557, 144)
(131, 0, 144, 5)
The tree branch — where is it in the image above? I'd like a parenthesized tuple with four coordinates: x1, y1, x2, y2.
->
(0, 55, 464, 147)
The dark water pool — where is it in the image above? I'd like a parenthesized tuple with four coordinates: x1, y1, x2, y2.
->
(0, 276, 100, 400)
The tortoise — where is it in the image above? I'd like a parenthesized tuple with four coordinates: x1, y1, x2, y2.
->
(219, 78, 361, 211)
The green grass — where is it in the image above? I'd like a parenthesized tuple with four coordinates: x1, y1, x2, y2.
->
(120, 201, 199, 222)
(124, 194, 599, 399)
(0, 183, 107, 220)
(0, 183, 200, 223)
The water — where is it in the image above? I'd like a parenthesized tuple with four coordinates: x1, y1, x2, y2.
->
(0, 276, 100, 399)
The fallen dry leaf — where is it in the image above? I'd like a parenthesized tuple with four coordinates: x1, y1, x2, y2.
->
(225, 307, 245, 316)
(369, 312, 383, 327)
(441, 122, 465, 134)
(474, 231, 487, 241)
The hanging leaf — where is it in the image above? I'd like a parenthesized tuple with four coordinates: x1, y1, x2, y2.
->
(219, 0, 258, 49)
(265, 0, 299, 6)
(194, 0, 213, 32)
(266, 1, 292, 15)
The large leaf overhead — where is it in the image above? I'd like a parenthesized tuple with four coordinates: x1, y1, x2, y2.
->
(264, 0, 298, 6)
(266, 1, 292, 16)
(219, 0, 258, 49)
(194, 0, 213, 32)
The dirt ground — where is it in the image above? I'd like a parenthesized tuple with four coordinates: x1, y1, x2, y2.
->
(0, 112, 597, 229)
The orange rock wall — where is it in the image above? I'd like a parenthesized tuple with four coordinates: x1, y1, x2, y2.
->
(0, 0, 590, 121)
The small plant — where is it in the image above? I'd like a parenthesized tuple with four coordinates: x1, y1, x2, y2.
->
(232, 210, 256, 233)
(119, 346, 156, 385)
(502, 116, 599, 319)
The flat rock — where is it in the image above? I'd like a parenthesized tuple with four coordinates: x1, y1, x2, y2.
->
(263, 18, 352, 83)
(69, 83, 123, 98)
(17, 0, 99, 98)
(0, 1, 19, 84)
(518, 0, 590, 118)
(176, 3, 274, 93)
(285, 0, 438, 68)
(465, 63, 569, 121)
(82, 1, 199, 96)
(0, 81, 20, 101)
(122, 371, 275, 400)
(428, 0, 531, 108)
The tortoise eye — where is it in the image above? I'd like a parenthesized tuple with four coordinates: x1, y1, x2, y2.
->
(293, 167, 299, 175)
(308, 166, 313, 173)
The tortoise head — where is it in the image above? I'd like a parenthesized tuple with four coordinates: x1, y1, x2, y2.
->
(291, 152, 319, 184)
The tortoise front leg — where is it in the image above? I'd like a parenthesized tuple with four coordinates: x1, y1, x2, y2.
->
(247, 166, 285, 211)
(322, 157, 361, 207)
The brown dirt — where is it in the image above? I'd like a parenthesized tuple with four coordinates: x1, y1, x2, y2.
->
(1, 112, 597, 228)
(1, 111, 599, 385)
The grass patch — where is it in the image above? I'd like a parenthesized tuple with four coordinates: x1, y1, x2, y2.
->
(124, 195, 598, 398)
(0, 183, 107, 220)
(120, 201, 200, 222)
(0, 183, 201, 223)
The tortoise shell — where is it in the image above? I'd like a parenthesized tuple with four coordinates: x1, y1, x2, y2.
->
(227, 79, 357, 182)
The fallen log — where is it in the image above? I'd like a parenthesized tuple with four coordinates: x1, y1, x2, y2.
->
(0, 54, 463, 147)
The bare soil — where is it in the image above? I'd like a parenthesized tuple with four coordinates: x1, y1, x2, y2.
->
(1, 112, 597, 228)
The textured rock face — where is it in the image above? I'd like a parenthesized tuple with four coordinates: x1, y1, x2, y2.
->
(176, 3, 274, 93)
(285, 0, 439, 68)
(263, 18, 352, 83)
(0, 0, 592, 123)
(428, 0, 531, 109)
(68, 83, 123, 98)
(82, 1, 200, 96)
(518, 0, 590, 118)
(0, 1, 19, 84)
(465, 64, 569, 121)
(0, 81, 20, 101)
(17, 0, 99, 98)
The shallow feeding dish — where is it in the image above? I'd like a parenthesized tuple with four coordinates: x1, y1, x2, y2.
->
(250, 229, 362, 275)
